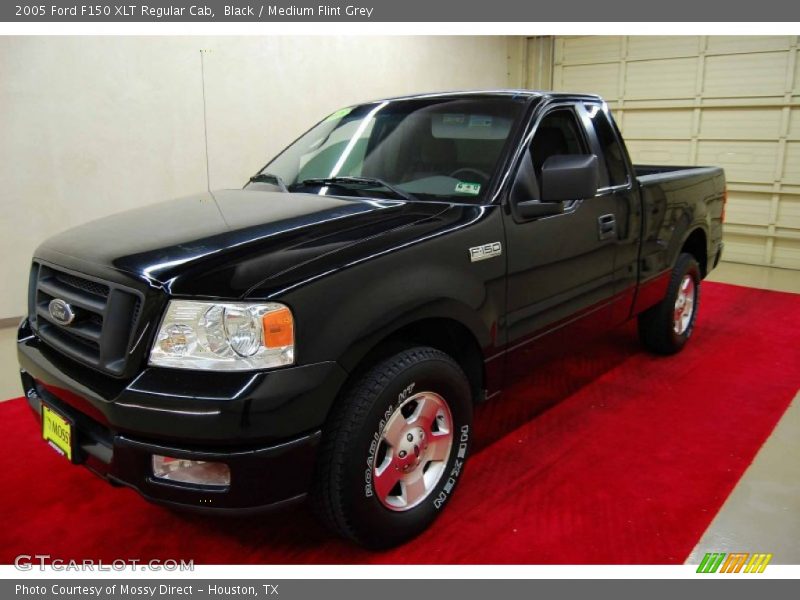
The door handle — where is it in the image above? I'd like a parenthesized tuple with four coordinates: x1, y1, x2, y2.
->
(598, 214, 617, 240)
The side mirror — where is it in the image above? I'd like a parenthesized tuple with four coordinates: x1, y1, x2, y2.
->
(512, 153, 600, 220)
(516, 198, 565, 218)
(540, 154, 599, 203)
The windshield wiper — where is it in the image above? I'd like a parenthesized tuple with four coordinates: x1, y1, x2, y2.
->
(248, 172, 289, 193)
(297, 177, 416, 201)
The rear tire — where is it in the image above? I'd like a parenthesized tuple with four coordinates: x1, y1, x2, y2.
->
(638, 252, 701, 355)
(311, 346, 473, 549)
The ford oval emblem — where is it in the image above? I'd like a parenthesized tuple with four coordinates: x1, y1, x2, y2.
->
(48, 298, 76, 326)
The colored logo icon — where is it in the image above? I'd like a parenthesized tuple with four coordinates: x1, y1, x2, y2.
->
(696, 552, 772, 573)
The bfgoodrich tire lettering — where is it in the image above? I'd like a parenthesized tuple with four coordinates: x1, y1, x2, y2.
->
(311, 346, 473, 548)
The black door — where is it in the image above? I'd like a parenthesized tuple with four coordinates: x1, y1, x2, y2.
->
(502, 103, 623, 378)
(582, 101, 640, 318)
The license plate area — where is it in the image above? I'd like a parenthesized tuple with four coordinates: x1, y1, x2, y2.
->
(42, 402, 75, 462)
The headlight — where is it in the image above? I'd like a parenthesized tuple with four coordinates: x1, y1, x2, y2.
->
(148, 301, 294, 371)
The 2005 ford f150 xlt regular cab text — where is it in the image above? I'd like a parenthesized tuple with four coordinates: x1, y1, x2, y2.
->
(18, 91, 725, 548)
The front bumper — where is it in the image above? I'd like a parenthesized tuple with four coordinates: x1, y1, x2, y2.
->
(18, 319, 348, 512)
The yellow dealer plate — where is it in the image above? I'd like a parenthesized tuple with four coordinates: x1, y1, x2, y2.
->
(42, 404, 73, 461)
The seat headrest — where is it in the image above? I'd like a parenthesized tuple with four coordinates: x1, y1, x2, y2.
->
(532, 126, 569, 171)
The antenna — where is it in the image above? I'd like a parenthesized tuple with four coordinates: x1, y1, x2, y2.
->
(199, 49, 229, 230)
(200, 49, 212, 193)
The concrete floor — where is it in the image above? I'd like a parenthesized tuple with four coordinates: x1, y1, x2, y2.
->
(707, 261, 800, 294)
(698, 262, 800, 561)
(0, 326, 19, 401)
(1, 261, 798, 562)
(687, 396, 800, 564)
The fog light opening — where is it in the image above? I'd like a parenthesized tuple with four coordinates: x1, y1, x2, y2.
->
(152, 455, 231, 487)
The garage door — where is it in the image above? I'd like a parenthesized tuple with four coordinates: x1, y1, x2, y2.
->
(545, 36, 800, 270)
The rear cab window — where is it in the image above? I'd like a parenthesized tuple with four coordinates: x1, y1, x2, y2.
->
(584, 104, 630, 188)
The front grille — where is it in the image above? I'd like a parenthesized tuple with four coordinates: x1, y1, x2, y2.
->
(54, 271, 110, 298)
(29, 262, 143, 376)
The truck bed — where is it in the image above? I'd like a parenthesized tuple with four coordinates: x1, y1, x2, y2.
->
(632, 162, 726, 286)
(634, 164, 723, 182)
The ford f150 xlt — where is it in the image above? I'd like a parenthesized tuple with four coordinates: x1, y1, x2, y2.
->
(18, 91, 725, 548)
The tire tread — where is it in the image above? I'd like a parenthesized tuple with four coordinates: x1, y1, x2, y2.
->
(311, 346, 462, 546)
(638, 252, 700, 355)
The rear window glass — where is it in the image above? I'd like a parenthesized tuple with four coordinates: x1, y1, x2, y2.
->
(432, 113, 514, 139)
(586, 105, 629, 187)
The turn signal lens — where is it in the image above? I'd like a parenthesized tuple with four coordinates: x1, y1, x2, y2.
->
(262, 306, 294, 348)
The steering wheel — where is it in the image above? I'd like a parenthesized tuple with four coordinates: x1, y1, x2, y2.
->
(449, 167, 491, 182)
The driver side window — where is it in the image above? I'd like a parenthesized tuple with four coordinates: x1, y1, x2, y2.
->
(512, 107, 590, 204)
(530, 108, 589, 192)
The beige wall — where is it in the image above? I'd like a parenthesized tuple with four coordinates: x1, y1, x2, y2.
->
(525, 35, 800, 271)
(0, 36, 515, 320)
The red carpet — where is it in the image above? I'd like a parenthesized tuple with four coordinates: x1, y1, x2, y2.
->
(1, 282, 798, 564)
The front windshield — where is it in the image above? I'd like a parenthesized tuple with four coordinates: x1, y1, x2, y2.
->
(250, 96, 527, 202)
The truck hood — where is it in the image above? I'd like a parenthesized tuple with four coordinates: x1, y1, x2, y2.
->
(36, 189, 448, 297)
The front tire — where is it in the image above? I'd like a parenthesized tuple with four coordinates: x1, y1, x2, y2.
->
(638, 252, 701, 355)
(311, 346, 473, 549)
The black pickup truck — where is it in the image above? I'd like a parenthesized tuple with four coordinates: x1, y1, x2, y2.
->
(18, 91, 724, 548)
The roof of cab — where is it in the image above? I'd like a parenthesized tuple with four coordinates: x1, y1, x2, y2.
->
(367, 89, 603, 103)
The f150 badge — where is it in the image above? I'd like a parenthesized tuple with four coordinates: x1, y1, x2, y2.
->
(469, 242, 502, 262)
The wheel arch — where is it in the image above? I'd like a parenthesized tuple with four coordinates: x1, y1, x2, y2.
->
(680, 227, 709, 277)
(336, 302, 493, 409)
